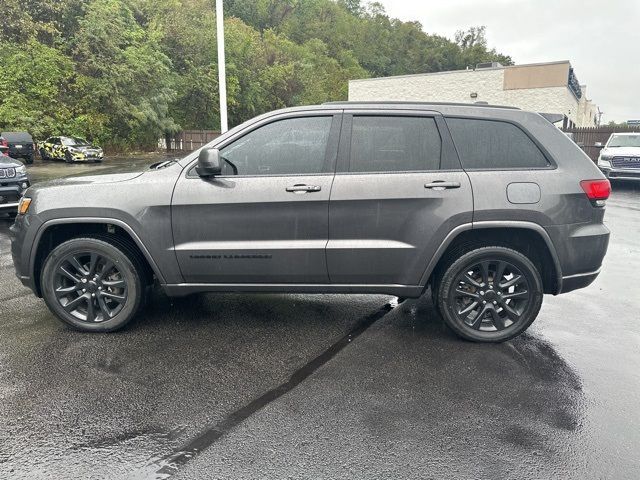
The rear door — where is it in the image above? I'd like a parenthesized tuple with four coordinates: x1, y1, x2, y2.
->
(327, 110, 473, 286)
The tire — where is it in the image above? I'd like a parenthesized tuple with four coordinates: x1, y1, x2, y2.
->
(41, 236, 146, 332)
(26, 154, 34, 164)
(64, 151, 73, 163)
(436, 246, 543, 343)
(40, 148, 49, 161)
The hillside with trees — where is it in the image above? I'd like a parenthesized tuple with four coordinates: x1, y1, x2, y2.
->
(0, 0, 512, 150)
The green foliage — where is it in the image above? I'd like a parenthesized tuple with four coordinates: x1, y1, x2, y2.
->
(0, 0, 513, 150)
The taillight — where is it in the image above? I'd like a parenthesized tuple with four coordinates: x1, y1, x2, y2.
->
(580, 179, 610, 206)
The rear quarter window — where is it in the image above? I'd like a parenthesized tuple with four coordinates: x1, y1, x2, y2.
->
(446, 118, 550, 170)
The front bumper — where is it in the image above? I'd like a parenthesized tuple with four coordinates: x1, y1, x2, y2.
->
(599, 166, 640, 181)
(70, 151, 104, 162)
(9, 212, 39, 293)
(0, 176, 30, 212)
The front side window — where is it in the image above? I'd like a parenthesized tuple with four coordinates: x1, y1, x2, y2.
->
(446, 118, 549, 169)
(219, 116, 333, 176)
(349, 116, 442, 172)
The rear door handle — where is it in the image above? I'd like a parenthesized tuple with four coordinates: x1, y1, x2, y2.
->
(424, 181, 461, 190)
(286, 184, 322, 193)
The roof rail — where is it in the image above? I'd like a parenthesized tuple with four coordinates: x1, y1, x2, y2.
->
(322, 100, 520, 110)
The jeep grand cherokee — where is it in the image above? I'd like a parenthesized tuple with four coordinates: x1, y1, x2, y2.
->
(10, 102, 610, 342)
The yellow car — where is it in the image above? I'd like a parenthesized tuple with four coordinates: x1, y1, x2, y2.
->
(40, 136, 104, 163)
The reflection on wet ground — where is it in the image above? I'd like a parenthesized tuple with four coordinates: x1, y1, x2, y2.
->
(0, 162, 638, 479)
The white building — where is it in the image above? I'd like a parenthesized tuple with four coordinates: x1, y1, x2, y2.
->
(349, 61, 599, 128)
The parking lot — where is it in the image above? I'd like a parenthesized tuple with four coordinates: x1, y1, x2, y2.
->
(1, 157, 639, 479)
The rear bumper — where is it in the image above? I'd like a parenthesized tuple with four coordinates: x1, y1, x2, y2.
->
(560, 268, 601, 294)
(545, 222, 610, 294)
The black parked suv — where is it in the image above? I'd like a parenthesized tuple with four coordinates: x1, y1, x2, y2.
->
(0, 146, 30, 216)
(10, 102, 610, 342)
(1, 131, 35, 164)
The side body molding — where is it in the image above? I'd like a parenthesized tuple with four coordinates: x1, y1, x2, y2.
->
(29, 217, 167, 285)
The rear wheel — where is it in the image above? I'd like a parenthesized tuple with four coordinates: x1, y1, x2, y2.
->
(41, 237, 145, 332)
(40, 148, 49, 161)
(436, 246, 543, 343)
(25, 154, 34, 164)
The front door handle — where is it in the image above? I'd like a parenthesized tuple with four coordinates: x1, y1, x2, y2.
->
(286, 184, 322, 193)
(424, 181, 461, 190)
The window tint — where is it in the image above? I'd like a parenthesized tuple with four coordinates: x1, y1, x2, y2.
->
(219, 116, 333, 176)
(349, 116, 441, 172)
(446, 118, 549, 169)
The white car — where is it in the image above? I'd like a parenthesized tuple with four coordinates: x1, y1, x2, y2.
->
(597, 132, 640, 181)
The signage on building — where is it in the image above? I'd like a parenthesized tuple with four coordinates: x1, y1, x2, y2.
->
(627, 120, 640, 126)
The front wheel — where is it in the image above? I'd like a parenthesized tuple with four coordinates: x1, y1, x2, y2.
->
(64, 151, 73, 163)
(41, 237, 145, 332)
(436, 246, 543, 343)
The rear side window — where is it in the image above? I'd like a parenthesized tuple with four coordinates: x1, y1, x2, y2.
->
(446, 118, 549, 169)
(349, 116, 441, 172)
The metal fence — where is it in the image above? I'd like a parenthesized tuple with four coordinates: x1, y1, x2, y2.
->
(163, 130, 221, 152)
(563, 126, 640, 162)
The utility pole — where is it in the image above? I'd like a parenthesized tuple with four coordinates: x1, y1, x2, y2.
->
(216, 0, 228, 133)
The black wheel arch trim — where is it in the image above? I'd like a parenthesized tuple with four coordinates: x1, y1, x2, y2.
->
(419, 220, 563, 295)
(29, 217, 166, 288)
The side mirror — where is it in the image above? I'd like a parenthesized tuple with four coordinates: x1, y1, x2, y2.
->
(195, 148, 222, 177)
(594, 142, 604, 148)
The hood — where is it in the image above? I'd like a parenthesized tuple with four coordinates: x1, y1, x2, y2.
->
(602, 146, 640, 157)
(0, 156, 25, 168)
(33, 171, 145, 190)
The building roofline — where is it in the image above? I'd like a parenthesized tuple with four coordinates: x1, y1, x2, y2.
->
(349, 60, 572, 84)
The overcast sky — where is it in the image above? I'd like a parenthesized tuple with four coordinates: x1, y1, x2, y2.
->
(377, 0, 639, 123)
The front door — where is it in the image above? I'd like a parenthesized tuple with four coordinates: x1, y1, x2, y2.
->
(327, 111, 473, 286)
(172, 112, 341, 284)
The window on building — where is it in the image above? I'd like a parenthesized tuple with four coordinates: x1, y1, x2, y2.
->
(349, 116, 442, 172)
(446, 118, 550, 169)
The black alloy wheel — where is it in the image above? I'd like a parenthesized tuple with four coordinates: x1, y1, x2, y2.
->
(53, 251, 127, 323)
(64, 150, 73, 163)
(41, 237, 145, 331)
(437, 246, 543, 342)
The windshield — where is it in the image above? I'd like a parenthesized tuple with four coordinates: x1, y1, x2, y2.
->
(62, 137, 89, 146)
(608, 135, 640, 148)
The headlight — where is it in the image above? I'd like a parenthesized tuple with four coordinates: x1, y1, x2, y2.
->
(598, 155, 612, 167)
(15, 165, 27, 175)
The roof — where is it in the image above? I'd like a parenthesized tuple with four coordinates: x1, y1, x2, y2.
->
(323, 100, 520, 110)
(1, 131, 33, 142)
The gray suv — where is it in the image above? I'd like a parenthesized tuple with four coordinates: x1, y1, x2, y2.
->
(10, 102, 610, 342)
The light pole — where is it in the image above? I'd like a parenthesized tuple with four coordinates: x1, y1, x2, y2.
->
(216, 0, 228, 133)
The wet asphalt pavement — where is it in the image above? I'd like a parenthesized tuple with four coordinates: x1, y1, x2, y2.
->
(1, 157, 639, 479)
